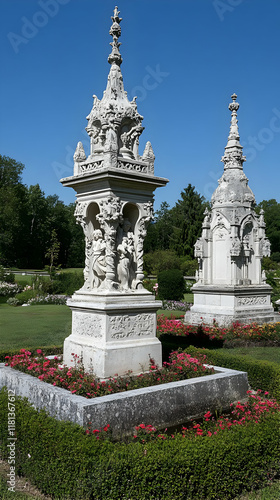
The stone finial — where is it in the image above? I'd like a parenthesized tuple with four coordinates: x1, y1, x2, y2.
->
(74, 141, 87, 162)
(227, 93, 240, 143)
(142, 141, 155, 173)
(108, 6, 123, 66)
(220, 93, 246, 171)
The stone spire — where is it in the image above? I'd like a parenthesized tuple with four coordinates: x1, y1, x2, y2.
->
(212, 93, 254, 207)
(221, 93, 246, 170)
(83, 6, 147, 165)
(185, 93, 274, 328)
(108, 6, 123, 66)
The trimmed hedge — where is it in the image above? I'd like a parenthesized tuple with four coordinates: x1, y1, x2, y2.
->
(158, 269, 185, 301)
(0, 387, 280, 499)
(0, 345, 63, 363)
(186, 346, 280, 401)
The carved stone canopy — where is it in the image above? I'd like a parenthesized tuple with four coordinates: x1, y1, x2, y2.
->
(61, 7, 168, 295)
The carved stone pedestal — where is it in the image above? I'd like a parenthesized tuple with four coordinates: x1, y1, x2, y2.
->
(64, 291, 162, 378)
(185, 285, 275, 327)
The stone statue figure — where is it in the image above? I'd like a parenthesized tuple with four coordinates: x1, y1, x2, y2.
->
(117, 236, 134, 291)
(92, 229, 106, 288)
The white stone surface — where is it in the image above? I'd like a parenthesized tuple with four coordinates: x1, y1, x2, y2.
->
(186, 94, 274, 327)
(60, 8, 168, 378)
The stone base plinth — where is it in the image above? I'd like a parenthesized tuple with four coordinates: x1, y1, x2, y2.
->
(64, 290, 162, 378)
(185, 285, 275, 327)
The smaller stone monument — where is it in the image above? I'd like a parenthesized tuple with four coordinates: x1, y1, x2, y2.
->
(60, 7, 168, 378)
(185, 94, 275, 327)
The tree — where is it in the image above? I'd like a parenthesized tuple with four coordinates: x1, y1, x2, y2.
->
(169, 184, 208, 257)
(45, 229, 60, 274)
(257, 199, 280, 256)
(0, 155, 29, 267)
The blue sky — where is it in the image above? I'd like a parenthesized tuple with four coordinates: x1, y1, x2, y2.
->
(1, 0, 279, 211)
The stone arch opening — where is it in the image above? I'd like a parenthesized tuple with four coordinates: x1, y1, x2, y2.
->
(86, 202, 101, 238)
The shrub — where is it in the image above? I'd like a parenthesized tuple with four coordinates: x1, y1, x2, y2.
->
(0, 265, 15, 283)
(180, 257, 198, 276)
(143, 250, 181, 275)
(158, 269, 186, 301)
(142, 277, 157, 293)
(6, 297, 20, 306)
(0, 345, 62, 362)
(13, 289, 38, 305)
(271, 252, 280, 262)
(186, 346, 280, 401)
(0, 387, 279, 499)
(27, 294, 67, 305)
(48, 272, 84, 295)
(0, 282, 21, 297)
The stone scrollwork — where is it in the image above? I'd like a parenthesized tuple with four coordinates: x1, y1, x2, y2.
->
(109, 313, 154, 339)
(74, 201, 88, 230)
(237, 296, 269, 306)
(72, 313, 102, 338)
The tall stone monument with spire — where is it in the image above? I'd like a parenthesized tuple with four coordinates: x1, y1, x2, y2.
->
(60, 7, 168, 378)
(185, 94, 274, 327)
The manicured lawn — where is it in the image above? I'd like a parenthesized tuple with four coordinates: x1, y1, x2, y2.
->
(238, 480, 280, 499)
(0, 304, 71, 351)
(157, 309, 185, 318)
(223, 346, 280, 365)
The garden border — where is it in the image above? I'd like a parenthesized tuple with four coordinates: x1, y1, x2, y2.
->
(0, 363, 248, 436)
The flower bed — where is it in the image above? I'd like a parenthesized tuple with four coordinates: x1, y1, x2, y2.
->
(157, 314, 280, 345)
(161, 300, 191, 311)
(4, 349, 214, 398)
(0, 281, 21, 296)
(101, 389, 278, 443)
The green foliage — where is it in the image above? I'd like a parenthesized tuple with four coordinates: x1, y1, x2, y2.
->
(257, 199, 280, 255)
(0, 345, 62, 362)
(144, 187, 208, 258)
(0, 265, 15, 283)
(169, 184, 208, 257)
(49, 271, 84, 295)
(0, 387, 279, 499)
(158, 269, 186, 301)
(143, 249, 181, 275)
(45, 229, 60, 274)
(13, 289, 38, 305)
(271, 251, 280, 263)
(0, 156, 84, 269)
(186, 346, 280, 401)
(180, 257, 198, 276)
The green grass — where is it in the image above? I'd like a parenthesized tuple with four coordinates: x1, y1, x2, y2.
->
(184, 292, 194, 303)
(0, 303, 71, 350)
(237, 480, 280, 499)
(59, 267, 83, 274)
(224, 346, 280, 365)
(157, 309, 185, 318)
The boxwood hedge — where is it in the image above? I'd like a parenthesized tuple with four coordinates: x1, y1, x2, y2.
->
(186, 346, 280, 401)
(0, 387, 280, 499)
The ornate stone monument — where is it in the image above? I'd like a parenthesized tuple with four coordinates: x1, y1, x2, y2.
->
(60, 7, 168, 378)
(185, 94, 275, 327)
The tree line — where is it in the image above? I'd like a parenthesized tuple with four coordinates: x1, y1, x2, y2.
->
(0, 155, 84, 269)
(1, 155, 279, 270)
